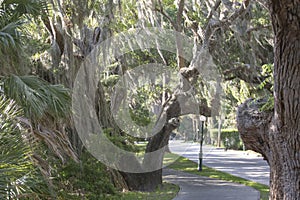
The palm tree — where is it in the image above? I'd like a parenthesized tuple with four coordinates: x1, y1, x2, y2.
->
(0, 1, 79, 198)
(0, 0, 77, 159)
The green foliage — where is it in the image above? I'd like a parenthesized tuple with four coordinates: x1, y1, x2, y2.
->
(259, 96, 274, 111)
(211, 129, 244, 150)
(56, 151, 116, 200)
(3, 75, 71, 120)
(251, 3, 271, 26)
(129, 84, 165, 127)
(0, 95, 52, 199)
(258, 64, 273, 91)
(0, 20, 23, 47)
(0, 0, 48, 75)
(224, 80, 252, 104)
(0, 95, 30, 198)
(102, 74, 120, 87)
(104, 128, 138, 152)
(129, 87, 152, 127)
(1, 0, 48, 21)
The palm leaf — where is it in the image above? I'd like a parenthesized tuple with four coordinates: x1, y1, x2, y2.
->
(4, 75, 48, 119)
(2, 75, 78, 162)
(0, 0, 49, 76)
(3, 75, 71, 120)
(44, 84, 72, 119)
(0, 20, 23, 47)
(0, 95, 54, 199)
(0, 95, 31, 198)
(2, 0, 49, 20)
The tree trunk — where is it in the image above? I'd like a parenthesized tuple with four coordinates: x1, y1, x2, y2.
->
(268, 1, 300, 198)
(119, 123, 178, 191)
(121, 97, 181, 191)
(217, 116, 222, 147)
(238, 1, 300, 199)
(121, 169, 162, 191)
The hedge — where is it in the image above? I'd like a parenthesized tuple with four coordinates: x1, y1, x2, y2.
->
(210, 129, 244, 150)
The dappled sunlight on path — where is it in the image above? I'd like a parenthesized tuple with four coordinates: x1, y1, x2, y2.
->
(163, 168, 260, 200)
(169, 140, 270, 186)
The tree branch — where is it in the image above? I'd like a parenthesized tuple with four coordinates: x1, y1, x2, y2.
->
(155, 0, 177, 29)
(176, 0, 185, 32)
(223, 64, 273, 92)
(203, 0, 251, 47)
(206, 0, 222, 23)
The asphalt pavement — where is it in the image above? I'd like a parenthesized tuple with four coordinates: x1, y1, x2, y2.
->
(168, 140, 270, 186)
(163, 168, 260, 200)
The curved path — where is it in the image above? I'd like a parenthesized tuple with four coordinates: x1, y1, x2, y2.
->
(169, 140, 270, 186)
(163, 168, 260, 200)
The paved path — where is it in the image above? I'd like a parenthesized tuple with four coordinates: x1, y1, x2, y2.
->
(169, 140, 270, 186)
(163, 168, 260, 200)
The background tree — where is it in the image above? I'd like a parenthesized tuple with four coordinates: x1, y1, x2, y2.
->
(121, 0, 274, 191)
(64, 0, 274, 191)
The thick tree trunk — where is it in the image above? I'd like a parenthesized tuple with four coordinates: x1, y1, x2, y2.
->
(122, 97, 181, 191)
(119, 122, 178, 191)
(268, 0, 300, 199)
(121, 169, 162, 191)
(238, 1, 300, 199)
(120, 121, 178, 191)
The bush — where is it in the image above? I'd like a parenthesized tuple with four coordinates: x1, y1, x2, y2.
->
(210, 129, 244, 150)
(56, 151, 117, 200)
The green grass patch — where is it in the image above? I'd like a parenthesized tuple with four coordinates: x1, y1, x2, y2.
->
(163, 152, 181, 166)
(167, 155, 269, 200)
(116, 182, 179, 200)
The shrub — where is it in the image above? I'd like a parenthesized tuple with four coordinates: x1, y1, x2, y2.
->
(210, 129, 244, 150)
(56, 151, 117, 199)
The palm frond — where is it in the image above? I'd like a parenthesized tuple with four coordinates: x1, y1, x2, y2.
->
(4, 75, 48, 119)
(0, 0, 48, 56)
(0, 20, 23, 47)
(0, 0, 49, 76)
(0, 94, 56, 199)
(2, 75, 78, 163)
(3, 75, 71, 120)
(44, 84, 72, 119)
(2, 0, 49, 20)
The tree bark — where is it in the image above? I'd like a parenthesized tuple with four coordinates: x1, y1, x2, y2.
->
(268, 1, 300, 198)
(121, 169, 163, 192)
(238, 1, 300, 199)
(121, 119, 179, 191)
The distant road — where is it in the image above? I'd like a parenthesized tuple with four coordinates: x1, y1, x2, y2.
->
(168, 140, 270, 186)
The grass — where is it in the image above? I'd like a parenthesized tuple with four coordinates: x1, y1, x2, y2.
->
(116, 182, 179, 200)
(167, 155, 270, 200)
(120, 143, 269, 200)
